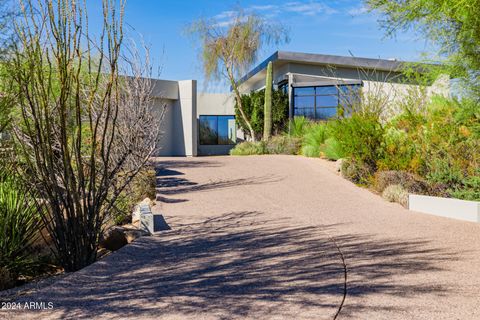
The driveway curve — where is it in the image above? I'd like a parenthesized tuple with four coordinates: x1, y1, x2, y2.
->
(2, 155, 480, 319)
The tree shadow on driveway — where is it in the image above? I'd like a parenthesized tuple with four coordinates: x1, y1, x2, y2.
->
(8, 211, 458, 320)
(155, 161, 284, 202)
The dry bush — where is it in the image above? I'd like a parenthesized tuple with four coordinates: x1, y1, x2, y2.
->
(9, 0, 162, 272)
(340, 158, 375, 185)
(382, 184, 409, 208)
(266, 135, 301, 155)
(374, 170, 430, 194)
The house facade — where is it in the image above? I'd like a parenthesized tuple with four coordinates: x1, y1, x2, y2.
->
(153, 51, 449, 156)
(237, 51, 449, 121)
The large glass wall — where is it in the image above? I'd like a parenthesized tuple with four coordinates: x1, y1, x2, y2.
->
(293, 84, 361, 120)
(199, 115, 236, 145)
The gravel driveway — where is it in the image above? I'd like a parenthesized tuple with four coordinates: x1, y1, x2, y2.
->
(2, 155, 480, 319)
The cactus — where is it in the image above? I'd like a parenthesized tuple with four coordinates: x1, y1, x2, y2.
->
(263, 61, 273, 141)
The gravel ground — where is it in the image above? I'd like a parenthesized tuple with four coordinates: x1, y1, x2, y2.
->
(2, 155, 480, 319)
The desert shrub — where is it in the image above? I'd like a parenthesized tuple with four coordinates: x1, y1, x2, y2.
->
(289, 116, 311, 138)
(425, 157, 464, 187)
(265, 135, 301, 155)
(321, 137, 345, 160)
(329, 112, 384, 168)
(230, 141, 266, 156)
(378, 126, 419, 172)
(0, 167, 43, 284)
(382, 184, 409, 208)
(449, 175, 480, 201)
(421, 98, 479, 176)
(340, 158, 375, 185)
(301, 123, 328, 157)
(453, 99, 480, 137)
(374, 170, 430, 194)
(111, 168, 157, 226)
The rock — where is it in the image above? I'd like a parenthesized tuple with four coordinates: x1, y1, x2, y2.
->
(132, 206, 141, 226)
(99, 225, 149, 251)
(132, 198, 155, 226)
(140, 197, 155, 207)
(335, 158, 344, 173)
(99, 227, 128, 251)
(124, 228, 149, 243)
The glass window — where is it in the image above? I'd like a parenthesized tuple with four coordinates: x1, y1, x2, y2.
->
(316, 107, 337, 120)
(199, 116, 217, 145)
(218, 116, 236, 145)
(294, 95, 314, 108)
(316, 86, 337, 95)
(278, 81, 289, 94)
(339, 85, 362, 108)
(294, 87, 315, 96)
(316, 95, 338, 107)
(293, 84, 362, 120)
(295, 107, 315, 118)
(199, 115, 236, 145)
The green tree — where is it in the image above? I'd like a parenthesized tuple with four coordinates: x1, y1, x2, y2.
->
(263, 61, 273, 141)
(188, 9, 288, 141)
(236, 89, 288, 140)
(366, 0, 480, 94)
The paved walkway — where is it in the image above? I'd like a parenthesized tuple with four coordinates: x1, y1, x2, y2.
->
(2, 155, 480, 319)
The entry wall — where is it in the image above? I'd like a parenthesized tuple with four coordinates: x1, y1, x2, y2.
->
(154, 79, 197, 156)
(197, 93, 238, 156)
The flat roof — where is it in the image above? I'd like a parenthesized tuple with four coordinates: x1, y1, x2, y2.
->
(238, 51, 415, 85)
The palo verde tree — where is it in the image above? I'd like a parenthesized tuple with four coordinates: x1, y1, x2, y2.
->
(188, 10, 288, 141)
(8, 0, 161, 272)
(366, 0, 480, 96)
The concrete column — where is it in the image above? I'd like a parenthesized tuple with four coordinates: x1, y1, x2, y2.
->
(177, 80, 198, 156)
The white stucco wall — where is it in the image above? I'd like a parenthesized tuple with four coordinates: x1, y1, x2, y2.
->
(151, 79, 197, 157)
(175, 80, 197, 156)
(197, 93, 235, 115)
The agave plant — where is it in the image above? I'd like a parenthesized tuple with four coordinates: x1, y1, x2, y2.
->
(0, 166, 42, 279)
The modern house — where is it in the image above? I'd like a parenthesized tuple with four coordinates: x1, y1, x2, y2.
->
(153, 51, 449, 156)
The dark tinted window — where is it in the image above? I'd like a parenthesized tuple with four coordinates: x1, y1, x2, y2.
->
(199, 115, 236, 145)
(199, 116, 218, 145)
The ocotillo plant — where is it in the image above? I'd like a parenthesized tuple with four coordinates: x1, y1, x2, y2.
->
(263, 61, 273, 141)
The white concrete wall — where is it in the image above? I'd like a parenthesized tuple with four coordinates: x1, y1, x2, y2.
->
(173, 80, 197, 156)
(151, 79, 197, 157)
(409, 195, 480, 223)
(154, 98, 175, 156)
(197, 93, 235, 115)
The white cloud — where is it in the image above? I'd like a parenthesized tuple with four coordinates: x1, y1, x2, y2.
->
(214, 10, 236, 20)
(213, 1, 338, 27)
(249, 5, 279, 11)
(284, 1, 337, 16)
(347, 5, 369, 16)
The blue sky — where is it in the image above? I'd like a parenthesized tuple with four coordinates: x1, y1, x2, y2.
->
(88, 0, 432, 92)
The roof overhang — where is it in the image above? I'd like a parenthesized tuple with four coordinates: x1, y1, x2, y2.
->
(236, 50, 436, 88)
(290, 73, 363, 88)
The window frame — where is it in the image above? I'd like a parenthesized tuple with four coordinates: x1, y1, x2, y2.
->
(198, 115, 236, 146)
